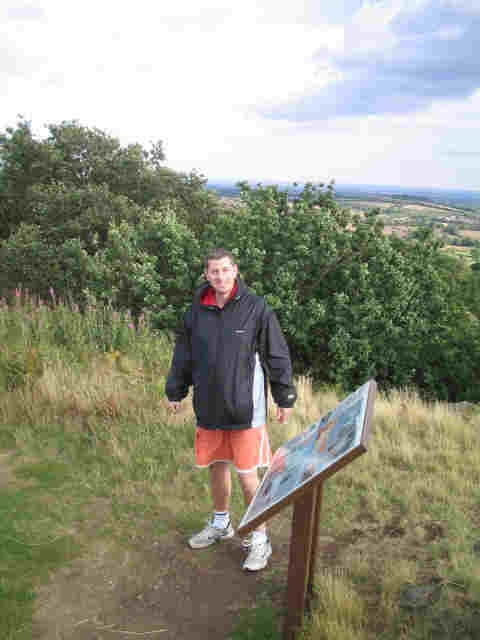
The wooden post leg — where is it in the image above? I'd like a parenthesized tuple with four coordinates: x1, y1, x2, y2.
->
(307, 482, 323, 604)
(283, 485, 318, 640)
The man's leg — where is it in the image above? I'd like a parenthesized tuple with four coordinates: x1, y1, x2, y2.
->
(210, 461, 232, 511)
(238, 469, 271, 570)
(238, 469, 266, 532)
(188, 462, 234, 548)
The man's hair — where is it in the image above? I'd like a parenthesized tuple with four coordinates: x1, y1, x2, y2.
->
(204, 248, 237, 271)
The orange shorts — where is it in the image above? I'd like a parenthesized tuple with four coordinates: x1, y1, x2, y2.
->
(194, 426, 272, 474)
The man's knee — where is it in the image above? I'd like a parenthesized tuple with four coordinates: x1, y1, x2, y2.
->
(238, 469, 260, 492)
(210, 461, 230, 475)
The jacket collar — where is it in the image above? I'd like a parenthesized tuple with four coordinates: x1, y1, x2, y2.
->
(195, 277, 246, 307)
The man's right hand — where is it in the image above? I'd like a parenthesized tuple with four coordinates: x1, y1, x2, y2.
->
(168, 401, 181, 413)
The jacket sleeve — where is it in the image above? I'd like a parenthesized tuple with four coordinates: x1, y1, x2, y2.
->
(259, 305, 297, 408)
(165, 308, 193, 402)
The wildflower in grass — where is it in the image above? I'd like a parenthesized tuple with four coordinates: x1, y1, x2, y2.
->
(49, 287, 56, 304)
(138, 313, 145, 329)
(15, 288, 21, 298)
(129, 323, 135, 330)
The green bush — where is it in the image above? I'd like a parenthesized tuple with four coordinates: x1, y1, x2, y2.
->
(201, 182, 480, 400)
(0, 225, 101, 305)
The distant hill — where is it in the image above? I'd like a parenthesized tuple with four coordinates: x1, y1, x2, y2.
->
(206, 180, 480, 210)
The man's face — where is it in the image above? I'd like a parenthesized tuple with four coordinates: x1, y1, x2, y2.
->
(205, 257, 238, 295)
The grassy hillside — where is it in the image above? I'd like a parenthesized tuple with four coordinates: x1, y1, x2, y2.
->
(1, 295, 479, 639)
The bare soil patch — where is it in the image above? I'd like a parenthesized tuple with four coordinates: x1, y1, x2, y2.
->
(31, 517, 291, 640)
(30, 502, 424, 640)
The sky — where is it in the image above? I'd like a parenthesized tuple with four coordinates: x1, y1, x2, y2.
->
(2, 0, 480, 190)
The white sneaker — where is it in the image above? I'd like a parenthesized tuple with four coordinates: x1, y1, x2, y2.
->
(188, 518, 235, 549)
(243, 538, 272, 571)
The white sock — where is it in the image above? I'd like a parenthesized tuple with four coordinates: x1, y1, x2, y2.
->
(251, 529, 268, 545)
(213, 511, 230, 529)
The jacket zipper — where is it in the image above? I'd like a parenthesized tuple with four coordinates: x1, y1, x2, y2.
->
(215, 306, 223, 424)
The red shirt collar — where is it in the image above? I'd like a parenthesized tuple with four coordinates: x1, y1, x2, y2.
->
(201, 281, 238, 306)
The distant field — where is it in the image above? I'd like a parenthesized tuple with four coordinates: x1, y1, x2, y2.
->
(459, 229, 480, 239)
(402, 203, 443, 213)
(382, 225, 409, 237)
(442, 245, 475, 264)
(343, 200, 394, 210)
(341, 197, 467, 214)
(446, 246, 471, 252)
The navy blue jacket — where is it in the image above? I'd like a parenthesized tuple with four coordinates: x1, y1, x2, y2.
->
(165, 278, 297, 429)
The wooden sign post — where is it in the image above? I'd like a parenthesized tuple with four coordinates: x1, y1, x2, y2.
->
(284, 483, 323, 639)
(237, 380, 376, 640)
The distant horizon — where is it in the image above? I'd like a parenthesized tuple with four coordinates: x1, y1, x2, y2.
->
(206, 179, 480, 205)
(206, 178, 480, 196)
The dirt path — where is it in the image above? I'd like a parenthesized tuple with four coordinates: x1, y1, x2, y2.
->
(32, 521, 291, 640)
(0, 449, 293, 640)
(1, 452, 344, 640)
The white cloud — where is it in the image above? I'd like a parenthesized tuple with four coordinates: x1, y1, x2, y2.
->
(6, 4, 46, 20)
(1, 1, 480, 189)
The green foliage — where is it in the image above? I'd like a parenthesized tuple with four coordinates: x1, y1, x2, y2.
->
(416, 251, 480, 400)
(28, 181, 145, 251)
(94, 207, 203, 327)
(0, 224, 103, 305)
(0, 118, 226, 327)
(0, 118, 163, 236)
(200, 181, 479, 399)
(0, 118, 225, 243)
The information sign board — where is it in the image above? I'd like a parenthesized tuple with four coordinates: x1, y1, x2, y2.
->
(238, 379, 376, 536)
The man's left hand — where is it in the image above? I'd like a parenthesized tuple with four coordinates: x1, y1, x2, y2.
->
(276, 407, 292, 423)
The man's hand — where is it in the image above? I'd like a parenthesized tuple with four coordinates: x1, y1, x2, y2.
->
(276, 407, 292, 423)
(168, 401, 182, 413)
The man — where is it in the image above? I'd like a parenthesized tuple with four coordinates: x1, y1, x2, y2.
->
(166, 248, 296, 571)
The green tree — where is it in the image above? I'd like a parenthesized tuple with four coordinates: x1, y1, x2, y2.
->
(471, 247, 480, 268)
(28, 182, 144, 253)
(201, 182, 477, 399)
(0, 118, 225, 243)
(0, 118, 228, 314)
(95, 208, 202, 327)
(0, 224, 100, 304)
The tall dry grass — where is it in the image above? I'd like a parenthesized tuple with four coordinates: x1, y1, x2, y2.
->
(280, 382, 480, 640)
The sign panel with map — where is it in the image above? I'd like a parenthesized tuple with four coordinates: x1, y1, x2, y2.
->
(238, 379, 376, 535)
